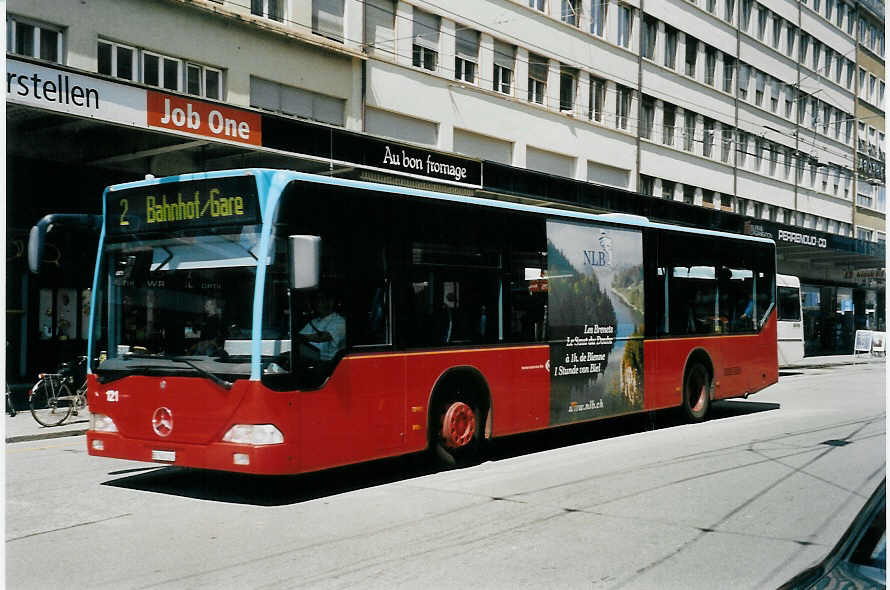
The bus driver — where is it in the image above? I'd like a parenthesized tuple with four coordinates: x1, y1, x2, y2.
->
(296, 291, 346, 362)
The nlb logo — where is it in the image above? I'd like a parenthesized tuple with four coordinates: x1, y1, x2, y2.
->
(147, 92, 261, 146)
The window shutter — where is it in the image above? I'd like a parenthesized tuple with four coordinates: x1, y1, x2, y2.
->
(493, 40, 514, 69)
(413, 9, 440, 50)
(455, 28, 479, 61)
(528, 53, 548, 81)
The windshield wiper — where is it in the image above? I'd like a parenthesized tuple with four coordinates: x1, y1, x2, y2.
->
(169, 357, 233, 390)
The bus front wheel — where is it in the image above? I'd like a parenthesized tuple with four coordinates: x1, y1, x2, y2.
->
(432, 393, 483, 468)
(682, 363, 711, 423)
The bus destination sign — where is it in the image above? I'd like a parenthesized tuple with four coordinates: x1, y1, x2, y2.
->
(106, 176, 260, 235)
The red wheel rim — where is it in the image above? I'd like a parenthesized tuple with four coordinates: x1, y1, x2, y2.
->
(441, 402, 476, 449)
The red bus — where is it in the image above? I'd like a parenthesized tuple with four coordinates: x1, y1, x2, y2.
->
(34, 169, 777, 473)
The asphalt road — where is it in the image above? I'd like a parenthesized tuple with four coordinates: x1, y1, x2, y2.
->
(5, 363, 885, 589)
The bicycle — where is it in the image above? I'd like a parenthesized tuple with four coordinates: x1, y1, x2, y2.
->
(29, 356, 87, 427)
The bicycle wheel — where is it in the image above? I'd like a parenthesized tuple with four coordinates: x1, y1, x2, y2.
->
(30, 380, 73, 427)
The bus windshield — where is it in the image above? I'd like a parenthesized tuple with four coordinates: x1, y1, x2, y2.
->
(92, 226, 261, 380)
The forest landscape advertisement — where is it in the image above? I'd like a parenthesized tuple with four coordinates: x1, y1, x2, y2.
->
(546, 219, 645, 425)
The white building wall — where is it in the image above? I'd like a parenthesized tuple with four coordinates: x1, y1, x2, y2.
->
(7, 0, 876, 238)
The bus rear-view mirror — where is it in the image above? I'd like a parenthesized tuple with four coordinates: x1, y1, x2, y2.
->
(288, 235, 321, 290)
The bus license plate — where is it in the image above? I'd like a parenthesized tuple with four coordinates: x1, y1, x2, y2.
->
(151, 450, 176, 462)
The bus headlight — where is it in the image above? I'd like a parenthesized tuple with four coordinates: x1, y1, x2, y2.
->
(90, 413, 118, 433)
(222, 424, 284, 445)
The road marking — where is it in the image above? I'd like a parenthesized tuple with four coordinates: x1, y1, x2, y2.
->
(7, 513, 133, 542)
(6, 440, 84, 453)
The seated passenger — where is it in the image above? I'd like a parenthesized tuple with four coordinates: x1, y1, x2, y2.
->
(296, 290, 346, 361)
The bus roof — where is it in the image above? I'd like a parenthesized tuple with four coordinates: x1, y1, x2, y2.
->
(106, 168, 776, 246)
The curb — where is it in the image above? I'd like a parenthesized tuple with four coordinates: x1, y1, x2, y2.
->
(6, 428, 88, 444)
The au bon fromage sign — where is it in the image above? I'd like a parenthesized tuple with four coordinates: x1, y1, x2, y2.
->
(375, 141, 481, 186)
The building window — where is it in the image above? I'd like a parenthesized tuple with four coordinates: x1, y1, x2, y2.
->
(589, 76, 605, 122)
(754, 70, 765, 106)
(641, 96, 655, 139)
(740, 0, 752, 31)
(846, 6, 854, 34)
(250, 76, 345, 126)
(412, 9, 440, 72)
(754, 136, 764, 169)
(811, 40, 821, 72)
(769, 77, 779, 112)
(528, 53, 548, 105)
(824, 49, 832, 78)
(724, 0, 735, 23)
(142, 51, 181, 92)
(859, 68, 866, 98)
(799, 32, 809, 64)
(683, 185, 695, 204)
(7, 16, 63, 63)
(703, 117, 715, 157)
(642, 14, 657, 59)
(856, 228, 873, 242)
(757, 5, 768, 40)
(685, 35, 698, 77)
(251, 0, 283, 21)
(663, 103, 676, 146)
(684, 110, 696, 151)
(312, 0, 344, 42)
(186, 63, 222, 100)
(845, 59, 854, 89)
(705, 47, 717, 86)
(721, 125, 733, 162)
(772, 14, 782, 49)
(529, 0, 545, 11)
(561, 0, 581, 26)
(97, 40, 136, 81)
(617, 4, 633, 48)
(737, 63, 750, 100)
(662, 180, 676, 199)
(785, 84, 793, 118)
(738, 132, 749, 165)
(707, 0, 717, 14)
(616, 84, 632, 129)
(786, 23, 796, 56)
(591, 0, 607, 36)
(664, 25, 678, 69)
(640, 174, 655, 196)
(835, 53, 843, 83)
(723, 56, 735, 93)
(99, 41, 223, 99)
(493, 40, 514, 95)
(454, 28, 478, 83)
(822, 104, 831, 134)
(559, 67, 576, 112)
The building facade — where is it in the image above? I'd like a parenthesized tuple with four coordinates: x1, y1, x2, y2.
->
(5, 0, 886, 378)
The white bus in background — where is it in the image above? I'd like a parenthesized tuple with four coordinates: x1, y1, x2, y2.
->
(777, 274, 805, 365)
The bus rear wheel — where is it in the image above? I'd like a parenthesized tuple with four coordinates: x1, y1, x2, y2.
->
(682, 363, 711, 423)
(432, 394, 483, 468)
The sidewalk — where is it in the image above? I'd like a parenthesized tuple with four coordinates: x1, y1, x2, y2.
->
(783, 353, 886, 370)
(5, 408, 91, 444)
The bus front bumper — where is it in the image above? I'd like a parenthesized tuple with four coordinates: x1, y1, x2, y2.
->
(86, 431, 301, 475)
